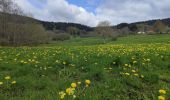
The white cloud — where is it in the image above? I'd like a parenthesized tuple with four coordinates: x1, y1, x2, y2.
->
(15, 0, 99, 26)
(95, 0, 170, 25)
(15, 0, 170, 26)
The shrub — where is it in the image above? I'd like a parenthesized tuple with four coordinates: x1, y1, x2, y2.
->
(110, 33, 119, 41)
(52, 33, 71, 41)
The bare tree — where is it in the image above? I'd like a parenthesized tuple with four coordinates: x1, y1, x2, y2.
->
(95, 21, 118, 43)
(0, 0, 49, 46)
(66, 27, 80, 36)
(153, 20, 167, 34)
(97, 20, 111, 27)
(0, 0, 12, 13)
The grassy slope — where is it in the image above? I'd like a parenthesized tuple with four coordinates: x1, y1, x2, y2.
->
(46, 34, 170, 46)
(113, 34, 170, 44)
(0, 34, 170, 100)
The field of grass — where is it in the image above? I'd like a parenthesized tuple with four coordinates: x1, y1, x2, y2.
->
(48, 34, 170, 46)
(0, 34, 170, 100)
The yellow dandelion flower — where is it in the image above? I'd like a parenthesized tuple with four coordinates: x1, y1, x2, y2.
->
(159, 89, 166, 94)
(86, 84, 89, 87)
(77, 82, 81, 85)
(158, 96, 165, 100)
(147, 59, 150, 62)
(60, 94, 65, 99)
(85, 80, 91, 85)
(66, 88, 74, 95)
(73, 95, 76, 99)
(5, 76, 11, 80)
(133, 61, 137, 64)
(141, 75, 144, 78)
(59, 91, 66, 99)
(71, 83, 77, 88)
(132, 70, 136, 73)
(63, 62, 66, 65)
(124, 64, 128, 67)
(0, 82, 3, 85)
(134, 73, 139, 76)
(11, 81, 16, 84)
(125, 73, 130, 76)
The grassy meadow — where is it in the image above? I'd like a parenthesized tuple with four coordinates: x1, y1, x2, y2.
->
(0, 34, 170, 100)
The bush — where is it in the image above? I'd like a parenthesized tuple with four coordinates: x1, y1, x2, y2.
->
(52, 33, 71, 41)
(110, 33, 119, 41)
(0, 22, 49, 46)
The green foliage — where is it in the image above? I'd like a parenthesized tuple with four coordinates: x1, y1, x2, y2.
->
(52, 33, 71, 41)
(66, 27, 80, 36)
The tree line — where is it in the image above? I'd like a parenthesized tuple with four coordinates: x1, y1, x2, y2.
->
(0, 0, 49, 46)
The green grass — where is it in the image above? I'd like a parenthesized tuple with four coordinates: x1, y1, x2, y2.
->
(46, 34, 170, 46)
(0, 34, 170, 100)
(113, 34, 170, 44)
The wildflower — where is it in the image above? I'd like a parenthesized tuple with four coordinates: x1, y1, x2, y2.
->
(159, 89, 166, 94)
(141, 75, 144, 78)
(71, 83, 77, 88)
(109, 67, 112, 70)
(125, 73, 130, 76)
(20, 60, 24, 63)
(133, 61, 137, 64)
(59, 91, 66, 99)
(56, 60, 60, 63)
(63, 62, 66, 65)
(77, 82, 81, 85)
(5, 76, 11, 80)
(85, 80, 91, 85)
(134, 73, 139, 76)
(147, 59, 150, 62)
(66, 88, 75, 95)
(112, 62, 116, 64)
(124, 64, 128, 67)
(132, 70, 136, 73)
(11, 81, 16, 84)
(73, 95, 76, 99)
(0, 82, 3, 85)
(131, 57, 135, 60)
(158, 96, 165, 100)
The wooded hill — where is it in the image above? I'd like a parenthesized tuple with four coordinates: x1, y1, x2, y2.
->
(0, 12, 170, 46)
(1, 11, 170, 33)
(116, 18, 170, 29)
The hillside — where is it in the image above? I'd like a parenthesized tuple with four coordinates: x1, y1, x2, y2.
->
(1, 12, 170, 33)
(116, 18, 170, 29)
(132, 18, 170, 26)
(40, 21, 93, 32)
(0, 12, 93, 32)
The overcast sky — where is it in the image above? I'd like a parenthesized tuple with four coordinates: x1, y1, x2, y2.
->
(15, 0, 170, 26)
